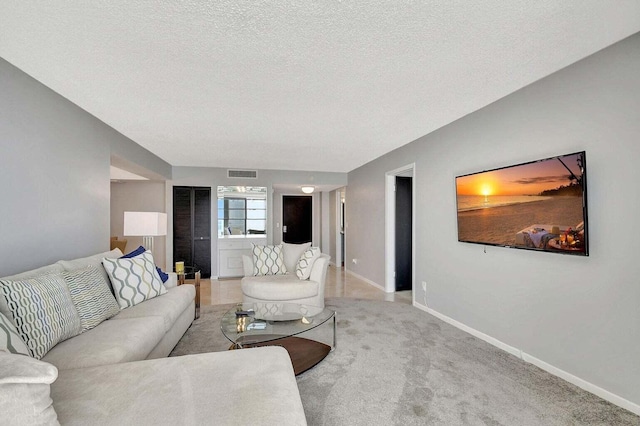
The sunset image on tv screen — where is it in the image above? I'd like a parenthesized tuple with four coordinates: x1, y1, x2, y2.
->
(456, 152, 587, 255)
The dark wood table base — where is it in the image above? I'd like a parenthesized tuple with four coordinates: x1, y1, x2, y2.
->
(230, 336, 331, 376)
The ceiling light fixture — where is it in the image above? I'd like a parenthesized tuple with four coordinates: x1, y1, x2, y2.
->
(301, 186, 315, 194)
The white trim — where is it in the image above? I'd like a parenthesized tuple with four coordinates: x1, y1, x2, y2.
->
(521, 353, 640, 416)
(385, 163, 416, 296)
(335, 189, 343, 267)
(413, 301, 522, 358)
(412, 301, 640, 416)
(346, 269, 385, 292)
(384, 174, 396, 292)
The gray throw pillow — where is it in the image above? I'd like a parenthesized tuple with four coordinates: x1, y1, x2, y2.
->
(64, 267, 121, 332)
(0, 274, 82, 359)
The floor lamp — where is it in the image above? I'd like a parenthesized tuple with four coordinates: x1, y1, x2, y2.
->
(123, 212, 167, 257)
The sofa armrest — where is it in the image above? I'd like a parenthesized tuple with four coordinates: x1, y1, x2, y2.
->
(242, 255, 254, 277)
(164, 272, 178, 289)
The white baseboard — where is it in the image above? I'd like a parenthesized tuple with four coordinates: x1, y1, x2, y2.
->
(413, 302, 522, 358)
(346, 270, 386, 292)
(521, 352, 640, 416)
(412, 301, 640, 416)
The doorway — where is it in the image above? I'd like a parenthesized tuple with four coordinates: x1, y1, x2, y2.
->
(282, 196, 312, 244)
(173, 186, 211, 278)
(385, 164, 415, 296)
(395, 176, 412, 291)
(339, 189, 345, 267)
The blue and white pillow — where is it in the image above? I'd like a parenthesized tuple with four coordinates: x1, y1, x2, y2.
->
(0, 274, 82, 359)
(103, 251, 167, 309)
(121, 246, 169, 283)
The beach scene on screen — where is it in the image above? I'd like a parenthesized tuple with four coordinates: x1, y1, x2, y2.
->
(456, 153, 586, 250)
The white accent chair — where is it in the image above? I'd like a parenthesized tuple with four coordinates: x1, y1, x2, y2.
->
(241, 251, 330, 317)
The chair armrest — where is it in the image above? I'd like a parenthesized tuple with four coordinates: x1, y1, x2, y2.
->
(309, 254, 330, 286)
(242, 255, 254, 277)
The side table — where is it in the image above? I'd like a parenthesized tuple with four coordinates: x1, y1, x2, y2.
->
(177, 267, 201, 319)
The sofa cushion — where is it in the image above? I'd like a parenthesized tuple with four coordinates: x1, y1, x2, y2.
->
(252, 244, 287, 276)
(296, 247, 321, 280)
(102, 251, 167, 309)
(56, 248, 123, 293)
(111, 285, 195, 333)
(52, 347, 306, 426)
(282, 242, 311, 273)
(0, 350, 59, 425)
(0, 312, 30, 355)
(42, 316, 166, 370)
(0, 274, 82, 359)
(242, 274, 319, 300)
(63, 267, 120, 332)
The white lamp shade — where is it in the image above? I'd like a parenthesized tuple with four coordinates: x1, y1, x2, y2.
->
(124, 212, 167, 236)
(301, 186, 315, 194)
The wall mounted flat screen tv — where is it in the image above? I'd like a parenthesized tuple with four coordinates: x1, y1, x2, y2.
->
(456, 151, 588, 256)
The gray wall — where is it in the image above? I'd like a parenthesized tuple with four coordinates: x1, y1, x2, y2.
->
(346, 34, 640, 408)
(168, 167, 346, 275)
(110, 181, 167, 268)
(0, 57, 171, 276)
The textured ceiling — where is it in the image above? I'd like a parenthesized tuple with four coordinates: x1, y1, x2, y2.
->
(1, 2, 639, 173)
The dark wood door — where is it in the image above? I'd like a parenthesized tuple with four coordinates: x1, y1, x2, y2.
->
(395, 177, 412, 291)
(283, 196, 312, 244)
(173, 186, 211, 278)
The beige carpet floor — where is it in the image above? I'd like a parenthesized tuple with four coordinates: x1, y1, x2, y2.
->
(170, 298, 639, 425)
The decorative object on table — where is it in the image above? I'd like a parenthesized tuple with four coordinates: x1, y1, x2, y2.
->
(175, 261, 184, 274)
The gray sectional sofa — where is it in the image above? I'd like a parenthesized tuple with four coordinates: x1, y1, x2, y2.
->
(0, 249, 307, 425)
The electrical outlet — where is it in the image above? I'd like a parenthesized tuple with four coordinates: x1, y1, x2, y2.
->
(352, 258, 358, 265)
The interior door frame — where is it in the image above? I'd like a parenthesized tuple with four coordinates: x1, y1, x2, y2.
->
(334, 188, 345, 268)
(385, 163, 416, 298)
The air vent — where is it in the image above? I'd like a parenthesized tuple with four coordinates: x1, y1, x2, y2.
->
(227, 169, 258, 179)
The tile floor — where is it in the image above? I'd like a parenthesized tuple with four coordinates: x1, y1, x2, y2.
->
(200, 265, 413, 306)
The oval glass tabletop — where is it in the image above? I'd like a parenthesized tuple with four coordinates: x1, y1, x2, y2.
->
(220, 302, 335, 347)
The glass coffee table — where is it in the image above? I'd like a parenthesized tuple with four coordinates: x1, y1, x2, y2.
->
(221, 302, 336, 375)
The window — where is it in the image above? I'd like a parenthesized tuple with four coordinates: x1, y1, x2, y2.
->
(217, 186, 267, 236)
